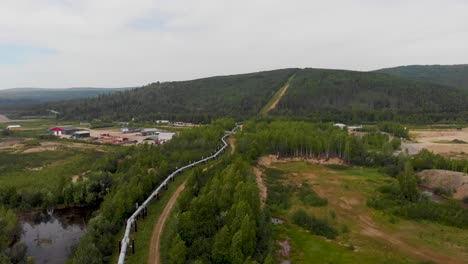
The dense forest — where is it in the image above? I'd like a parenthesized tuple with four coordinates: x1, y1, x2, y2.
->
(271, 68, 468, 123)
(161, 157, 271, 264)
(23, 69, 298, 123)
(13, 67, 468, 123)
(376, 64, 468, 90)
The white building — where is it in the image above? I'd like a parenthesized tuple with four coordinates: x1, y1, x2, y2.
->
(158, 132, 175, 142)
(6, 125, 21, 130)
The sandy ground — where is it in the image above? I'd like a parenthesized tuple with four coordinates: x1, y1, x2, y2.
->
(258, 155, 344, 167)
(0, 114, 11, 123)
(401, 128, 468, 158)
(253, 166, 268, 208)
(418, 169, 468, 200)
(228, 137, 236, 154)
(21, 141, 106, 153)
(148, 181, 186, 264)
(0, 139, 106, 153)
(267, 81, 290, 113)
(0, 137, 24, 150)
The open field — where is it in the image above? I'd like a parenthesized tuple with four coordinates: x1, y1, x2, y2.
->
(261, 160, 468, 264)
(402, 128, 468, 159)
(0, 143, 112, 192)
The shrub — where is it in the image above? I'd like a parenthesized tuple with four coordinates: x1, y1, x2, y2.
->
(292, 209, 338, 239)
(433, 187, 452, 197)
(298, 183, 328, 207)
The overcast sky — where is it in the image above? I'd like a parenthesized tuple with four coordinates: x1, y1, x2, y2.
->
(1, 0, 467, 88)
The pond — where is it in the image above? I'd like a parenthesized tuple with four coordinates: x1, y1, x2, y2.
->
(18, 207, 94, 264)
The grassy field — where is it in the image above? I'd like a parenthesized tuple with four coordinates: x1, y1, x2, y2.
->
(0, 148, 108, 191)
(0, 120, 118, 192)
(263, 161, 468, 264)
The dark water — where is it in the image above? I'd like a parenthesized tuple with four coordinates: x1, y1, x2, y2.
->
(18, 207, 94, 264)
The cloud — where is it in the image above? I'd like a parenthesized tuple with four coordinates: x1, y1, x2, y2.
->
(0, 0, 467, 87)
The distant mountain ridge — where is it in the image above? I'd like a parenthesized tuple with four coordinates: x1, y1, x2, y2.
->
(0, 87, 133, 106)
(375, 64, 468, 90)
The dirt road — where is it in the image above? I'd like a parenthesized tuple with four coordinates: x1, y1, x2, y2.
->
(148, 181, 186, 264)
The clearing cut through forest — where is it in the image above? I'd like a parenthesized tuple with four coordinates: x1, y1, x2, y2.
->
(260, 73, 296, 116)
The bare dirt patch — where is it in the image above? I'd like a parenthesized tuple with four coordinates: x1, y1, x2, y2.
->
(253, 167, 267, 208)
(268, 82, 290, 112)
(0, 137, 24, 150)
(417, 169, 468, 199)
(258, 155, 344, 167)
(228, 137, 236, 154)
(21, 141, 105, 153)
(0, 114, 11, 123)
(402, 128, 468, 158)
(148, 181, 186, 264)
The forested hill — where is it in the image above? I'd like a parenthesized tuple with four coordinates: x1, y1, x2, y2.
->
(375, 64, 468, 90)
(270, 68, 468, 123)
(19, 67, 468, 123)
(36, 69, 299, 122)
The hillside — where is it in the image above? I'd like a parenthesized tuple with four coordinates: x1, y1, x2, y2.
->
(271, 68, 468, 123)
(33, 69, 299, 122)
(376, 64, 468, 90)
(0, 87, 130, 106)
(15, 67, 468, 123)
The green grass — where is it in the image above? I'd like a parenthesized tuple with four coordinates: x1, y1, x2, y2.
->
(275, 223, 413, 264)
(0, 148, 107, 191)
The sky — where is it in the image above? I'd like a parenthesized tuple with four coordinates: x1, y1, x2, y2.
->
(1, 0, 467, 88)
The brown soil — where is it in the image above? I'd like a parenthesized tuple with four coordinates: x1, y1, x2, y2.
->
(228, 137, 236, 154)
(0, 114, 11, 123)
(258, 155, 344, 167)
(0, 138, 24, 150)
(267, 82, 290, 112)
(148, 181, 186, 264)
(21, 141, 105, 153)
(417, 169, 468, 199)
(253, 167, 267, 208)
(402, 128, 468, 158)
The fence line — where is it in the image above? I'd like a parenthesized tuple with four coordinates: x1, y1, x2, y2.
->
(117, 124, 240, 264)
